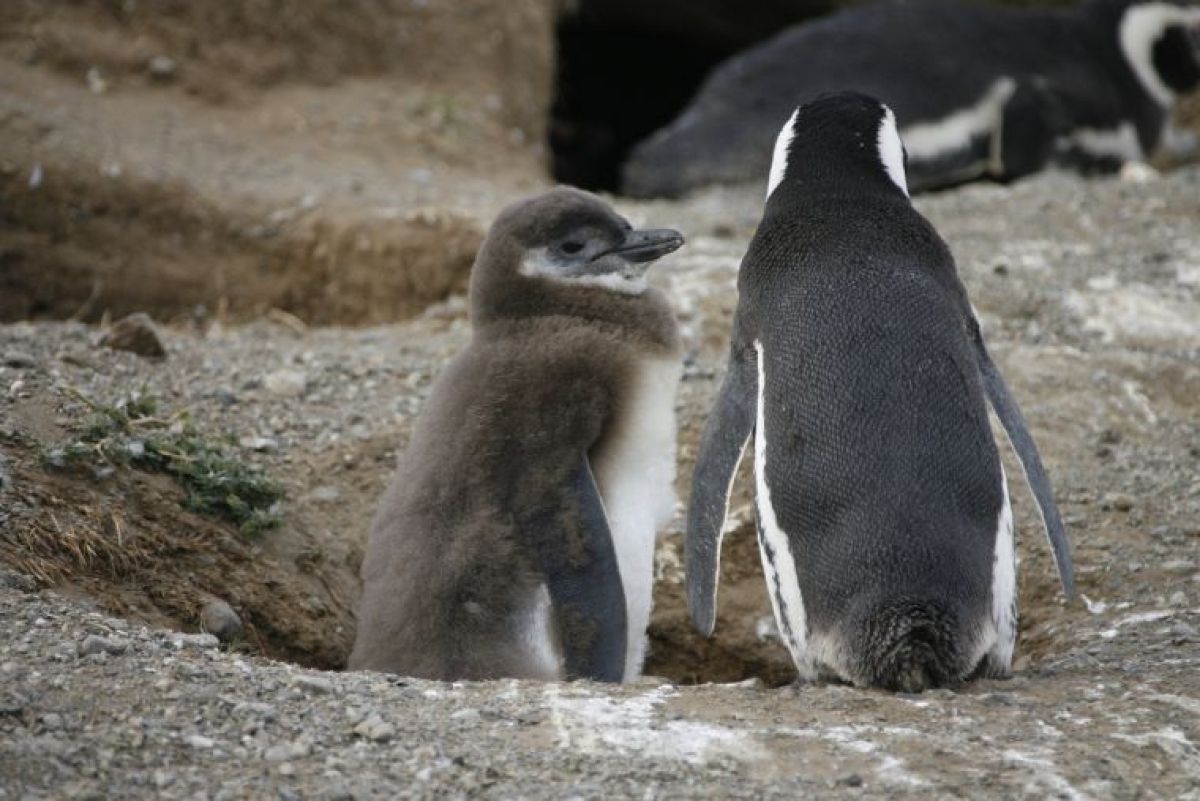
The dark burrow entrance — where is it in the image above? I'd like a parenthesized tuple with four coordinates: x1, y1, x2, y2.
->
(548, 1, 848, 193)
(549, 19, 728, 192)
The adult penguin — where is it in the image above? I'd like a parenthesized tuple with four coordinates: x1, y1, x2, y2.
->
(685, 93, 1075, 691)
(623, 0, 1200, 197)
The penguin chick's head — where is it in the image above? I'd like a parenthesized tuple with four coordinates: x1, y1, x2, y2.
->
(469, 187, 683, 322)
(766, 91, 909, 203)
(1103, 0, 1200, 104)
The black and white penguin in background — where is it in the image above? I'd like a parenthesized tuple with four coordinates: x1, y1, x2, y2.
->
(350, 188, 683, 683)
(623, 0, 1200, 197)
(685, 93, 1075, 692)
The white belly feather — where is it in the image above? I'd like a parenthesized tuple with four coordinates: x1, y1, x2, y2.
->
(592, 357, 681, 681)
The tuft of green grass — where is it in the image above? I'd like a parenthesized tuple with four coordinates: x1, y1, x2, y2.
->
(42, 388, 283, 535)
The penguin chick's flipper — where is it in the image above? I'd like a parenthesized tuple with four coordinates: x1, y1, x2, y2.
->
(971, 323, 1075, 599)
(686, 345, 757, 636)
(538, 458, 628, 682)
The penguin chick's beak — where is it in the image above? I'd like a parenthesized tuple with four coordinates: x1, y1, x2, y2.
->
(596, 228, 685, 265)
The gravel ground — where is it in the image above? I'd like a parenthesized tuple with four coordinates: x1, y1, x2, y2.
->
(2, 167, 1200, 798)
(2, 575, 1199, 800)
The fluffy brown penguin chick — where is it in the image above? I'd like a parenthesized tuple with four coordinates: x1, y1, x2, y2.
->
(349, 187, 684, 682)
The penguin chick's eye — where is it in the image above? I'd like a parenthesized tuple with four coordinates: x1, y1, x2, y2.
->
(560, 241, 585, 255)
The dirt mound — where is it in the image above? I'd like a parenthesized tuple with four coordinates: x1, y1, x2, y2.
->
(0, 392, 352, 669)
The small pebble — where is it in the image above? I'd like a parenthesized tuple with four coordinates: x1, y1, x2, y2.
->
(86, 67, 107, 95)
(449, 708, 480, 723)
(77, 634, 127, 657)
(2, 351, 36, 368)
(170, 633, 220, 651)
(200, 597, 244, 643)
(0, 694, 25, 716)
(98, 313, 167, 359)
(264, 744, 296, 763)
(1107, 493, 1135, 512)
(292, 674, 334, 694)
(264, 369, 308, 398)
(354, 715, 395, 743)
(239, 435, 279, 452)
(1170, 622, 1198, 641)
(311, 486, 341, 502)
(147, 55, 177, 79)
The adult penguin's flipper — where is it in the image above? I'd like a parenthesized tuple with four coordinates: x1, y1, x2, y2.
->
(972, 325, 1075, 599)
(686, 346, 757, 636)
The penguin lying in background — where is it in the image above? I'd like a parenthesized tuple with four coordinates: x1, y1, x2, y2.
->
(686, 93, 1075, 692)
(349, 188, 683, 683)
(623, 0, 1200, 197)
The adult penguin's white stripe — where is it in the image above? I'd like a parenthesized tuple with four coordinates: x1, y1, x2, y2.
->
(766, 108, 800, 200)
(900, 78, 1016, 163)
(708, 437, 749, 619)
(877, 105, 910, 196)
(752, 339, 812, 677)
(989, 464, 1017, 670)
(1064, 123, 1143, 163)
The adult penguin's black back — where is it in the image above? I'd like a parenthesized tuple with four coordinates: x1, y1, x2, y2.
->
(623, 0, 1200, 197)
(684, 92, 1074, 691)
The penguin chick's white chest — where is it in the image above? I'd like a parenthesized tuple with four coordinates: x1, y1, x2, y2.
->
(591, 356, 681, 681)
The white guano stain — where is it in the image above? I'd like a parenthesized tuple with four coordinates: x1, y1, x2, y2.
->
(781, 725, 928, 787)
(1146, 693, 1200, 717)
(544, 685, 767, 766)
(1113, 728, 1200, 774)
(1003, 749, 1095, 801)
(1063, 284, 1200, 348)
